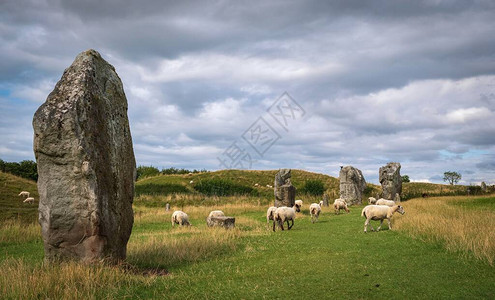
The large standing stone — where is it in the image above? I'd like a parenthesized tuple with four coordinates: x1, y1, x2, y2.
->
(274, 169, 296, 207)
(339, 166, 366, 205)
(379, 162, 402, 200)
(481, 181, 487, 192)
(33, 49, 135, 263)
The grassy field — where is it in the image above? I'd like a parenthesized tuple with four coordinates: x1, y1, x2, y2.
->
(1, 196, 495, 299)
(0, 171, 39, 223)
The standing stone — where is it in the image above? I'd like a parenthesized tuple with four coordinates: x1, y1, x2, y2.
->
(394, 193, 401, 203)
(206, 216, 236, 229)
(165, 203, 170, 211)
(481, 181, 487, 192)
(322, 193, 330, 207)
(33, 50, 135, 263)
(339, 166, 366, 205)
(274, 169, 296, 207)
(379, 162, 402, 200)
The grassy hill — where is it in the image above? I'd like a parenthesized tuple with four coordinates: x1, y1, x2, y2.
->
(136, 169, 473, 201)
(0, 171, 38, 223)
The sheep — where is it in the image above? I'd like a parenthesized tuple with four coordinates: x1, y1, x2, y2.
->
(333, 199, 349, 214)
(266, 206, 277, 225)
(208, 210, 225, 219)
(375, 198, 396, 207)
(293, 202, 301, 212)
(266, 184, 273, 188)
(319, 200, 324, 207)
(189, 180, 194, 184)
(171, 210, 190, 227)
(361, 205, 405, 233)
(254, 183, 260, 187)
(23, 197, 35, 204)
(18, 191, 30, 198)
(273, 206, 296, 231)
(368, 197, 377, 204)
(295, 199, 303, 209)
(309, 203, 321, 223)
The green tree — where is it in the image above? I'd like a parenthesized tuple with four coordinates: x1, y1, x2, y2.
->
(401, 175, 410, 183)
(443, 171, 461, 185)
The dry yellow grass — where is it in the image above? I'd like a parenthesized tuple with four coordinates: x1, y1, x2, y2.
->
(0, 219, 40, 244)
(0, 259, 156, 299)
(395, 195, 495, 265)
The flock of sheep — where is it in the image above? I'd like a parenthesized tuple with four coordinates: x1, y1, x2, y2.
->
(170, 196, 405, 233)
(18, 191, 35, 204)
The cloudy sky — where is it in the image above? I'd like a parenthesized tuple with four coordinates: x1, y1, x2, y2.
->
(1, 0, 495, 184)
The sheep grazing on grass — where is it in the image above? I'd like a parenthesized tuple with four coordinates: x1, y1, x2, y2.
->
(333, 199, 349, 214)
(295, 199, 303, 209)
(266, 206, 277, 225)
(208, 210, 225, 219)
(189, 180, 194, 184)
(319, 200, 324, 207)
(293, 202, 301, 213)
(361, 205, 405, 233)
(171, 210, 190, 227)
(375, 198, 396, 207)
(18, 191, 30, 198)
(273, 206, 296, 232)
(368, 197, 377, 204)
(23, 197, 35, 204)
(309, 203, 321, 223)
(254, 183, 260, 187)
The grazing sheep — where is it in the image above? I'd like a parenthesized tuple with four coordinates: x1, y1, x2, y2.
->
(266, 206, 277, 225)
(309, 203, 321, 223)
(254, 183, 260, 187)
(273, 206, 296, 231)
(375, 198, 396, 207)
(23, 197, 34, 204)
(319, 200, 324, 207)
(295, 199, 303, 209)
(361, 205, 405, 233)
(208, 210, 225, 219)
(293, 202, 301, 212)
(171, 210, 190, 227)
(18, 191, 30, 198)
(368, 197, 377, 204)
(266, 184, 273, 188)
(189, 180, 194, 184)
(333, 199, 349, 214)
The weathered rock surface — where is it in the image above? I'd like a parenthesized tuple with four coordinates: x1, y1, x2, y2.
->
(206, 216, 236, 229)
(394, 193, 401, 202)
(339, 166, 366, 205)
(379, 162, 402, 200)
(274, 169, 296, 207)
(33, 49, 135, 263)
(481, 181, 487, 192)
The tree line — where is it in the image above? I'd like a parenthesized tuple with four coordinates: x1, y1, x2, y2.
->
(0, 159, 38, 181)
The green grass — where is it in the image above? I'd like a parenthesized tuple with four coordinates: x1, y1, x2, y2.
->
(0, 171, 39, 223)
(450, 196, 495, 210)
(1, 201, 495, 299)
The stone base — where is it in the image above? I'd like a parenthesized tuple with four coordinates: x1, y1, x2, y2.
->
(206, 216, 235, 229)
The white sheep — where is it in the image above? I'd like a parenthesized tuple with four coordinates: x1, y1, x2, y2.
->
(361, 205, 405, 233)
(171, 210, 190, 227)
(295, 199, 303, 209)
(309, 203, 321, 223)
(189, 180, 194, 184)
(266, 206, 277, 225)
(368, 197, 377, 204)
(319, 200, 324, 207)
(254, 183, 260, 187)
(273, 206, 296, 231)
(208, 210, 225, 219)
(18, 191, 30, 198)
(375, 198, 396, 207)
(292, 202, 301, 212)
(23, 197, 35, 204)
(333, 199, 349, 214)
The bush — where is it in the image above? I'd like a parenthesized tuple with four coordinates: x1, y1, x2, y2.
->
(300, 180, 325, 196)
(402, 175, 410, 183)
(193, 179, 256, 196)
(0, 159, 38, 181)
(136, 166, 160, 180)
(135, 183, 189, 196)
